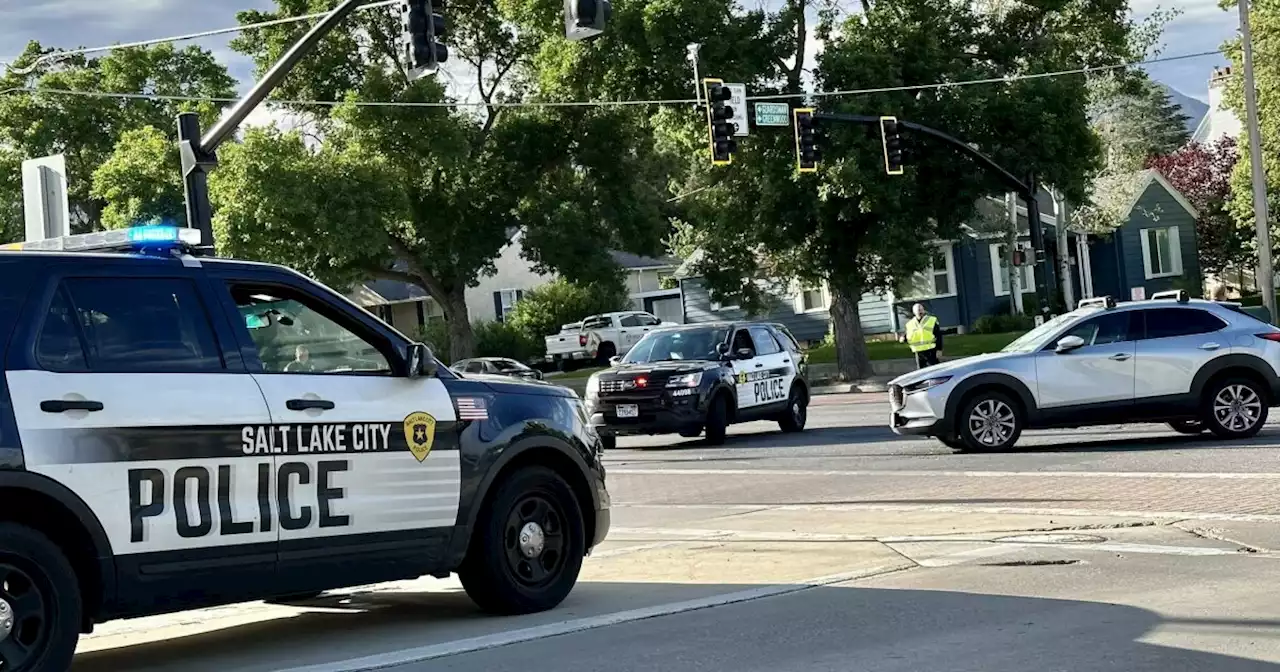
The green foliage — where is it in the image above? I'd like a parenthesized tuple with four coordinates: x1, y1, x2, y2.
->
(972, 313, 1035, 335)
(0, 41, 234, 233)
(91, 126, 185, 229)
(473, 320, 543, 362)
(505, 278, 631, 343)
(412, 320, 453, 364)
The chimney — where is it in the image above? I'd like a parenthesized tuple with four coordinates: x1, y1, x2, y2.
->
(1208, 65, 1233, 113)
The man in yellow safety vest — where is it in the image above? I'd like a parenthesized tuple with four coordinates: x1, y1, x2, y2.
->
(900, 302, 943, 369)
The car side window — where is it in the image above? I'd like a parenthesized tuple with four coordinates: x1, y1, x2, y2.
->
(619, 314, 645, 327)
(582, 316, 611, 330)
(228, 284, 392, 375)
(1142, 308, 1226, 340)
(40, 277, 223, 373)
(731, 328, 755, 355)
(640, 315, 661, 326)
(465, 361, 486, 373)
(1063, 312, 1132, 347)
(749, 326, 782, 356)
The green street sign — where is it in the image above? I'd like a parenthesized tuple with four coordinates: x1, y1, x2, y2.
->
(754, 102, 791, 127)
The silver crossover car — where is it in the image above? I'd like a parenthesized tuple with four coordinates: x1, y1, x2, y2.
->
(889, 291, 1280, 452)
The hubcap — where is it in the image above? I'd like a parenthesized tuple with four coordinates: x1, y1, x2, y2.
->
(503, 495, 567, 587)
(518, 521, 546, 559)
(0, 599, 11, 640)
(968, 399, 1016, 446)
(1214, 384, 1263, 432)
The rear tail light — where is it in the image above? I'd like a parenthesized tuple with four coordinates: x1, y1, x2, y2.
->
(579, 334, 588, 347)
(1257, 333, 1280, 343)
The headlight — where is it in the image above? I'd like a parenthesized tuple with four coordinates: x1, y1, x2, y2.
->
(905, 376, 952, 393)
(666, 372, 703, 388)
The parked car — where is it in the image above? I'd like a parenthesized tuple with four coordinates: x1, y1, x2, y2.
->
(452, 357, 544, 380)
(889, 290, 1280, 452)
(544, 322, 592, 371)
(544, 311, 677, 370)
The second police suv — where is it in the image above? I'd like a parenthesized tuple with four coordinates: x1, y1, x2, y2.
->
(585, 322, 811, 448)
(0, 226, 610, 671)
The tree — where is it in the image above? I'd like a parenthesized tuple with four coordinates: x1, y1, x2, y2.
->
(664, 0, 1135, 380)
(506, 277, 631, 345)
(215, 0, 670, 362)
(0, 41, 235, 233)
(1090, 77, 1191, 174)
(1146, 137, 1250, 277)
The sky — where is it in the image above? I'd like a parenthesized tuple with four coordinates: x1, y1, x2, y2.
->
(0, 0, 1238, 107)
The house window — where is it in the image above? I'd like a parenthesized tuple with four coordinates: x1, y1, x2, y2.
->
(1141, 226, 1183, 279)
(709, 290, 739, 312)
(493, 289, 524, 322)
(900, 243, 956, 299)
(796, 283, 828, 312)
(989, 243, 1035, 297)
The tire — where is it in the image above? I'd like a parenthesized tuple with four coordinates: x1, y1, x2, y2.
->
(778, 385, 808, 433)
(1168, 420, 1205, 435)
(937, 435, 967, 450)
(955, 390, 1023, 452)
(0, 523, 82, 672)
(459, 466, 586, 615)
(704, 394, 730, 445)
(1203, 377, 1269, 439)
(599, 435, 617, 451)
(595, 343, 616, 367)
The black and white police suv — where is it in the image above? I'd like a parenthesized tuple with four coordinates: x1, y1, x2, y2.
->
(585, 322, 810, 448)
(0, 226, 610, 671)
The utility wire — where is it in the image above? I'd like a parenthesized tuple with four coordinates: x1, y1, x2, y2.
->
(0, 0, 400, 75)
(0, 48, 1223, 109)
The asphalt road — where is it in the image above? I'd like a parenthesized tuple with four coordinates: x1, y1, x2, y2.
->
(74, 393, 1280, 671)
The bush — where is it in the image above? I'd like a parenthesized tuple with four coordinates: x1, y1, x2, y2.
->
(506, 277, 631, 343)
(972, 312, 1034, 334)
(410, 320, 452, 364)
(473, 320, 543, 363)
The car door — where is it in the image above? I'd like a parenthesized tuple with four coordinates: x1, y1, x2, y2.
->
(728, 327, 766, 411)
(744, 326, 793, 409)
(208, 272, 461, 593)
(1033, 310, 1137, 409)
(5, 268, 278, 613)
(1133, 307, 1230, 400)
(618, 314, 646, 350)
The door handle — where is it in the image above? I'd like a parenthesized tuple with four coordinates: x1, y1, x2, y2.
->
(1109, 353, 1131, 361)
(40, 400, 104, 413)
(754, 363, 764, 369)
(286, 399, 335, 411)
(1199, 342, 1221, 351)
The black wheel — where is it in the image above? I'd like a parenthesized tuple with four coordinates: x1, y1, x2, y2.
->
(936, 435, 967, 450)
(1203, 377, 1269, 439)
(459, 466, 585, 615)
(264, 591, 324, 605)
(599, 435, 617, 451)
(1168, 420, 1205, 435)
(778, 385, 808, 433)
(557, 358, 573, 373)
(704, 394, 730, 445)
(594, 343, 616, 367)
(0, 523, 81, 672)
(956, 391, 1023, 452)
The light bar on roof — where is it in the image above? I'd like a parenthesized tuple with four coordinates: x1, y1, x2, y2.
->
(0, 226, 202, 254)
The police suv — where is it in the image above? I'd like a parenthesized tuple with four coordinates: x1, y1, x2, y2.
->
(0, 227, 610, 671)
(586, 322, 810, 447)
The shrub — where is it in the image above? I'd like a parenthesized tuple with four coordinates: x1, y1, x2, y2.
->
(972, 313, 1034, 334)
(410, 320, 452, 364)
(506, 277, 630, 343)
(473, 320, 543, 363)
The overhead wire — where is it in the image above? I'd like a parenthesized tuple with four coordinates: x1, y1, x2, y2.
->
(0, 48, 1225, 109)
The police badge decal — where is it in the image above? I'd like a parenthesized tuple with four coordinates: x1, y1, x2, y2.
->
(403, 412, 437, 462)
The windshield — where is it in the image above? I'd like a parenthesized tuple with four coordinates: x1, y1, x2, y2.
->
(623, 326, 731, 364)
(999, 310, 1089, 353)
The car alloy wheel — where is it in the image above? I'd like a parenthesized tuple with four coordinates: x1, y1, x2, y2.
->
(1213, 383, 1264, 433)
(967, 399, 1017, 448)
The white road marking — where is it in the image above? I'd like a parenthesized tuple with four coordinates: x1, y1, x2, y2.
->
(608, 467, 1280, 480)
(275, 564, 912, 672)
(613, 502, 1280, 524)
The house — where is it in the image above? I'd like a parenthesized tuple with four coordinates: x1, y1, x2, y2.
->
(1192, 66, 1241, 146)
(350, 230, 683, 336)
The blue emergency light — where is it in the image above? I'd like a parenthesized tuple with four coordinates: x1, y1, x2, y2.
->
(0, 225, 203, 255)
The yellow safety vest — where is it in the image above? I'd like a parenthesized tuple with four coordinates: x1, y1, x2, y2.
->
(906, 315, 938, 353)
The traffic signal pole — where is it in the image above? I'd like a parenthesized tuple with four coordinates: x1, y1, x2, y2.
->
(813, 112, 1052, 320)
(179, 0, 378, 249)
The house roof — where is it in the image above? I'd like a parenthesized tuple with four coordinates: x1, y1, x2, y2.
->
(609, 250, 680, 269)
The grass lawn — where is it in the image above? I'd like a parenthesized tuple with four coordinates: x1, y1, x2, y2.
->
(805, 331, 1023, 364)
(544, 366, 607, 380)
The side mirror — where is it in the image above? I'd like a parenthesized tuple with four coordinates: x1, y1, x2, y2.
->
(736, 347, 754, 360)
(1055, 335, 1085, 354)
(716, 342, 731, 359)
(407, 343, 439, 378)
(609, 355, 621, 367)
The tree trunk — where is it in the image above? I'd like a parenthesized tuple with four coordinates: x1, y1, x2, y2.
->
(1005, 192, 1022, 314)
(441, 289, 475, 363)
(829, 280, 873, 382)
(1054, 188, 1074, 311)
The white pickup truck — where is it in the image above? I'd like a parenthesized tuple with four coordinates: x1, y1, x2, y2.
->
(544, 311, 674, 370)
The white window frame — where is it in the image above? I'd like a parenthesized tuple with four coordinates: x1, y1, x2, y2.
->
(794, 281, 830, 313)
(900, 243, 957, 300)
(988, 243, 1035, 297)
(1140, 226, 1183, 279)
(498, 288, 521, 321)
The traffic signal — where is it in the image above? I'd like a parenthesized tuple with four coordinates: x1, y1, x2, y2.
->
(565, 0, 611, 41)
(1011, 248, 1026, 266)
(880, 115, 904, 175)
(794, 108, 819, 173)
(402, 0, 447, 78)
(703, 79, 737, 166)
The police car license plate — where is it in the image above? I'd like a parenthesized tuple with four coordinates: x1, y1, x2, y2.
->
(616, 404, 639, 418)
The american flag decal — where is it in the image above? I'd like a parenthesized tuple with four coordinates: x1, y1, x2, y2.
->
(455, 396, 489, 421)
